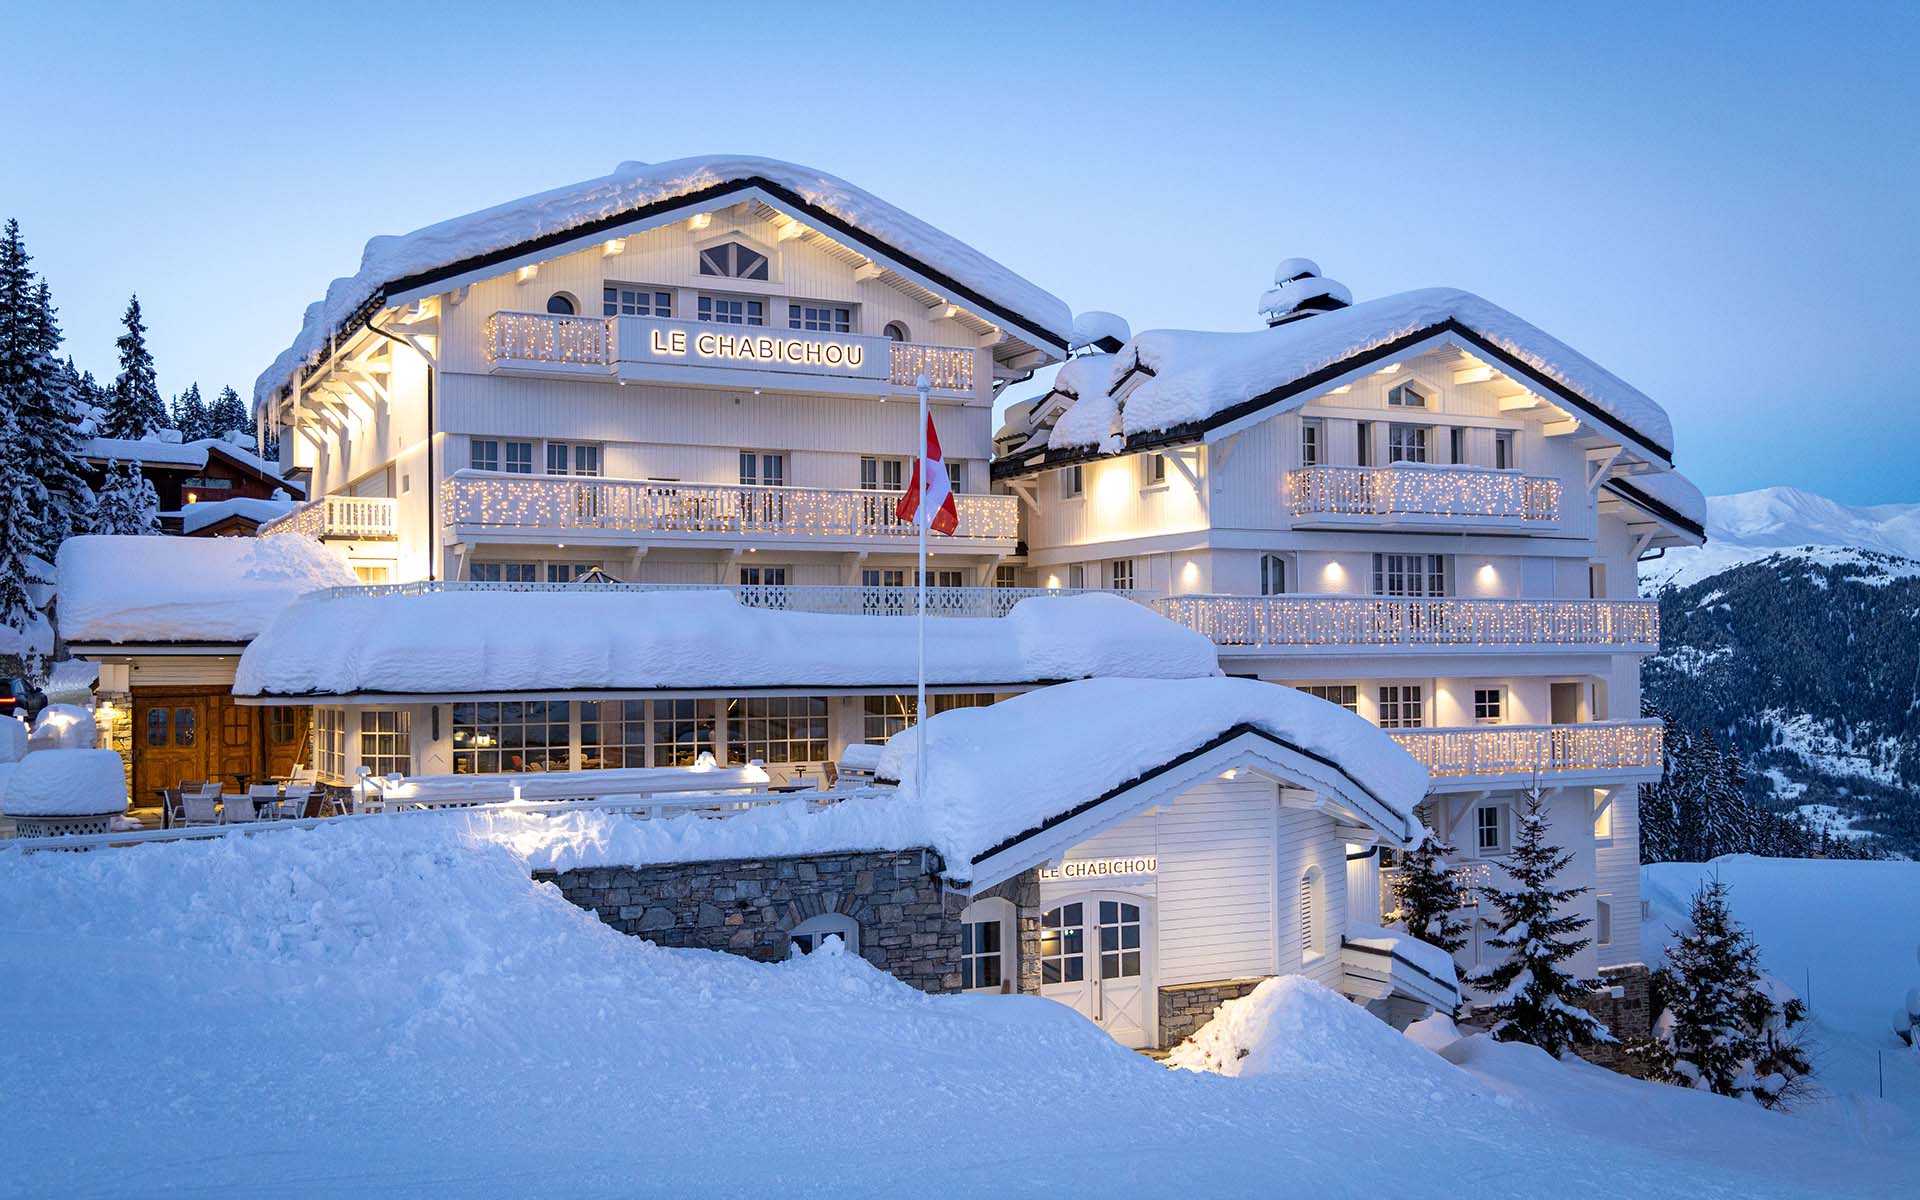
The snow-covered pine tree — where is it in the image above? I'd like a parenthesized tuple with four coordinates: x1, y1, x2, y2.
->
(1466, 785, 1613, 1056)
(89, 459, 159, 535)
(1638, 703, 1689, 864)
(170, 382, 207, 441)
(1395, 825, 1469, 957)
(23, 279, 91, 556)
(0, 421, 48, 672)
(204, 385, 250, 441)
(1650, 878, 1812, 1107)
(101, 295, 167, 439)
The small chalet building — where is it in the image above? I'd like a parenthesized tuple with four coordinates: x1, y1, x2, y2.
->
(80, 433, 300, 535)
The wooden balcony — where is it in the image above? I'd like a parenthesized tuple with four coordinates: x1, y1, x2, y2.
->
(1148, 595, 1659, 653)
(1389, 719, 1664, 790)
(1286, 464, 1561, 530)
(258, 495, 398, 541)
(482, 311, 975, 398)
(442, 471, 1018, 550)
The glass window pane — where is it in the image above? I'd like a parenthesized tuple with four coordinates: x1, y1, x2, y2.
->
(174, 708, 196, 746)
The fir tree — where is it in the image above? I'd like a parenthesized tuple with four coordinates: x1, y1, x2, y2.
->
(89, 460, 159, 535)
(0, 430, 47, 670)
(1396, 826, 1470, 956)
(101, 295, 166, 439)
(1466, 785, 1614, 1056)
(22, 279, 91, 555)
(170, 382, 207, 440)
(1650, 878, 1812, 1108)
(204, 384, 250, 441)
(0, 220, 57, 566)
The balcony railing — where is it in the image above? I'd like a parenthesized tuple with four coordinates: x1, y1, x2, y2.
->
(1148, 594, 1658, 651)
(481, 311, 973, 394)
(1286, 464, 1561, 523)
(311, 579, 1143, 617)
(258, 495, 398, 541)
(1389, 719, 1664, 782)
(442, 471, 1018, 544)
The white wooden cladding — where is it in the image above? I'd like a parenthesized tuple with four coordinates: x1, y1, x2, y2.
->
(1150, 595, 1658, 649)
(1286, 464, 1560, 523)
(1389, 719, 1663, 779)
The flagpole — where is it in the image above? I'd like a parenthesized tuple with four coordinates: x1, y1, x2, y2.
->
(915, 372, 930, 806)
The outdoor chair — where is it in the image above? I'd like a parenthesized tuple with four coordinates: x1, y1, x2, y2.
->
(248, 784, 284, 817)
(276, 785, 315, 820)
(181, 790, 221, 827)
(220, 793, 257, 824)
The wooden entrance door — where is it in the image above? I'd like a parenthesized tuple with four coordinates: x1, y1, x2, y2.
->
(133, 693, 211, 803)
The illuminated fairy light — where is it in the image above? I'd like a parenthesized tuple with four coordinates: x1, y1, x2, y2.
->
(1285, 465, 1561, 522)
(1147, 595, 1659, 648)
(259, 495, 398, 540)
(1387, 720, 1664, 778)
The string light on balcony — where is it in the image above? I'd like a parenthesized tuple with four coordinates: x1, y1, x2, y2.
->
(1148, 594, 1657, 649)
(1285, 465, 1561, 522)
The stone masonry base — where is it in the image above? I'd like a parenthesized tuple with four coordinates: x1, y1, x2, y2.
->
(1574, 963, 1653, 1073)
(1157, 978, 1270, 1049)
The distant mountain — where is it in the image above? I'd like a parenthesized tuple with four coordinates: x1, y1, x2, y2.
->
(1642, 486, 1920, 856)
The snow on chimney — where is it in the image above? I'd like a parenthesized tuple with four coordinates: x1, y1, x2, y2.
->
(1259, 258, 1352, 327)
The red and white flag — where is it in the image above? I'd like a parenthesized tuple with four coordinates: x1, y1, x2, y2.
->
(897, 414, 959, 536)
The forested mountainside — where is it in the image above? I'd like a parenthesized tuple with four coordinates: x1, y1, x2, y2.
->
(1643, 547, 1920, 857)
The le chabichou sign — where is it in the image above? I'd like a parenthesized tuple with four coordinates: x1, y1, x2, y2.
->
(1037, 856, 1158, 882)
(647, 326, 866, 369)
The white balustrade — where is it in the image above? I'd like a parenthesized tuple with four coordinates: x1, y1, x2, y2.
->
(1388, 720, 1664, 780)
(442, 472, 1018, 543)
(258, 495, 398, 540)
(1149, 594, 1658, 649)
(888, 341, 973, 392)
(1287, 464, 1561, 523)
(311, 579, 1137, 618)
(485, 311, 614, 366)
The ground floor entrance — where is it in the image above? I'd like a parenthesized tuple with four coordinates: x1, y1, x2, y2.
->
(129, 687, 309, 817)
(1037, 892, 1155, 1049)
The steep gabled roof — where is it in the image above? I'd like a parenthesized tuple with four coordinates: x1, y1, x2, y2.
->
(257, 157, 1072, 410)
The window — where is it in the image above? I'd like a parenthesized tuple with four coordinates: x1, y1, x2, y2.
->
(1474, 803, 1508, 854)
(1356, 421, 1374, 467)
(505, 441, 534, 474)
(1039, 902, 1086, 984)
(470, 440, 500, 472)
(788, 303, 852, 333)
(1259, 553, 1287, 596)
(1596, 896, 1614, 947)
(1593, 789, 1615, 840)
(1299, 684, 1358, 713)
(1067, 564, 1085, 590)
(1097, 899, 1143, 981)
(183, 475, 234, 491)
(994, 564, 1019, 589)
(1060, 463, 1083, 498)
(145, 708, 167, 747)
(961, 898, 1016, 993)
(1110, 559, 1135, 591)
(1449, 426, 1468, 465)
(651, 699, 717, 766)
(547, 563, 601, 583)
(313, 708, 346, 783)
(698, 241, 770, 281)
(174, 708, 197, 746)
(268, 706, 298, 745)
(545, 293, 577, 316)
(1473, 687, 1505, 724)
(789, 912, 859, 955)
(739, 452, 786, 488)
(726, 696, 829, 765)
(546, 442, 601, 477)
(1373, 553, 1447, 597)
(469, 562, 538, 583)
(1387, 423, 1429, 464)
(451, 701, 570, 774)
(1387, 380, 1429, 408)
(697, 295, 765, 325)
(860, 456, 904, 491)
(1377, 685, 1424, 729)
(353, 562, 393, 584)
(883, 321, 910, 342)
(1299, 868, 1325, 960)
(918, 569, 966, 589)
(738, 565, 788, 587)
(1494, 430, 1516, 470)
(579, 700, 646, 770)
(1142, 453, 1167, 485)
(947, 461, 963, 494)
(603, 286, 672, 318)
(1300, 418, 1323, 467)
(359, 709, 411, 779)
(862, 693, 991, 744)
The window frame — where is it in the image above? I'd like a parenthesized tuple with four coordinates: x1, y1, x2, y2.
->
(1110, 558, 1135, 591)
(696, 293, 766, 326)
(450, 699, 571, 775)
(787, 302, 853, 333)
(1259, 553, 1288, 597)
(1376, 684, 1425, 730)
(1299, 867, 1326, 962)
(1494, 430, 1517, 471)
(602, 284, 674, 318)
(1473, 802, 1510, 855)
(1472, 685, 1507, 725)
(1387, 422, 1430, 464)
(1298, 684, 1358, 713)
(789, 912, 860, 956)
(725, 696, 829, 766)
(960, 897, 1017, 994)
(358, 708, 412, 779)
(1387, 380, 1430, 409)
(1373, 553, 1449, 597)
(1060, 463, 1084, 499)
(697, 240, 771, 282)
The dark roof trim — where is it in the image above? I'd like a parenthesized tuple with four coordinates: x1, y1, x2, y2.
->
(234, 679, 1057, 702)
(1603, 476, 1706, 540)
(287, 177, 1068, 397)
(993, 318, 1673, 482)
(967, 722, 1405, 866)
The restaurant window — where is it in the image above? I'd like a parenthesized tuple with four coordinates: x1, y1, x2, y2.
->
(739, 565, 788, 587)
(469, 562, 537, 583)
(451, 701, 570, 774)
(698, 241, 770, 281)
(651, 699, 717, 766)
(313, 708, 346, 783)
(173, 707, 196, 746)
(579, 700, 647, 770)
(268, 706, 298, 746)
(1377, 685, 1424, 729)
(145, 708, 168, 747)
(545, 293, 577, 316)
(697, 295, 765, 325)
(547, 563, 601, 584)
(994, 564, 1020, 589)
(726, 696, 829, 765)
(1373, 553, 1448, 597)
(359, 709, 411, 779)
(603, 285, 672, 318)
(1387, 423, 1429, 464)
(1299, 684, 1358, 713)
(546, 442, 601, 477)
(789, 303, 852, 333)
(863, 693, 992, 744)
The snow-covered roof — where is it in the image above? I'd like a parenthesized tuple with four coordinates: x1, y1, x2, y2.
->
(1605, 469, 1708, 537)
(83, 435, 286, 483)
(57, 535, 358, 645)
(256, 156, 1073, 410)
(874, 676, 1430, 880)
(1044, 353, 1123, 452)
(1069, 311, 1131, 353)
(1028, 288, 1674, 463)
(234, 590, 1216, 699)
(170, 496, 299, 534)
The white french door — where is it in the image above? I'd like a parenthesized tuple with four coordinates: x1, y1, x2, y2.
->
(1038, 892, 1154, 1049)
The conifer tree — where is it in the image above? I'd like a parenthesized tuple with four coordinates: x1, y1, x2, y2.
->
(89, 460, 160, 535)
(1467, 786, 1613, 1056)
(1396, 827, 1469, 957)
(204, 385, 249, 441)
(101, 295, 166, 439)
(0, 429, 47, 671)
(22, 279, 91, 554)
(170, 382, 207, 440)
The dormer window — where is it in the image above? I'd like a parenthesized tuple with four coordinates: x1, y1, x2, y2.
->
(698, 241, 770, 281)
(1387, 380, 1429, 408)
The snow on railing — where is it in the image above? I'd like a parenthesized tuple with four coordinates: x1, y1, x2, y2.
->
(308, 579, 1147, 618)
(1286, 464, 1561, 522)
(258, 494, 399, 540)
(1388, 719, 1664, 780)
(441, 471, 1018, 543)
(1148, 594, 1658, 649)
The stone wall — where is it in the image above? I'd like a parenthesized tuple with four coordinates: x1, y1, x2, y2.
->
(535, 849, 968, 994)
(1575, 962, 1653, 1073)
(1157, 977, 1270, 1048)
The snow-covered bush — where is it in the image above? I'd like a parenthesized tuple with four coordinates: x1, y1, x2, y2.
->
(89, 460, 160, 535)
(29, 703, 97, 751)
(0, 748, 127, 816)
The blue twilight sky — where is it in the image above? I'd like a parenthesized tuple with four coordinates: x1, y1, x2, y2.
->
(3, 1, 1916, 504)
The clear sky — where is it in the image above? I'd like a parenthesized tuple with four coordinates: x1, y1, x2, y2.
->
(4, 1, 1915, 504)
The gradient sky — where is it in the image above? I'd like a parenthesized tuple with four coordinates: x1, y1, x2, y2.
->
(4, 1, 1915, 504)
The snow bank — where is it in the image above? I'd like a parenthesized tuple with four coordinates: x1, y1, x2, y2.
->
(0, 717, 27, 764)
(256, 156, 1073, 410)
(56, 533, 358, 644)
(1050, 288, 1674, 455)
(877, 675, 1429, 863)
(235, 590, 1215, 697)
(28, 703, 96, 751)
(0, 748, 127, 816)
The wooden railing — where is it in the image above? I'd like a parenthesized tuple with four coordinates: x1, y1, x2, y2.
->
(1286, 464, 1561, 523)
(1389, 720, 1664, 780)
(442, 471, 1018, 543)
(1148, 594, 1658, 650)
(313, 579, 1143, 617)
(258, 494, 399, 541)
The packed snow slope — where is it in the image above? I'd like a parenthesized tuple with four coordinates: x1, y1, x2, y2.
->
(2, 817, 1912, 1198)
